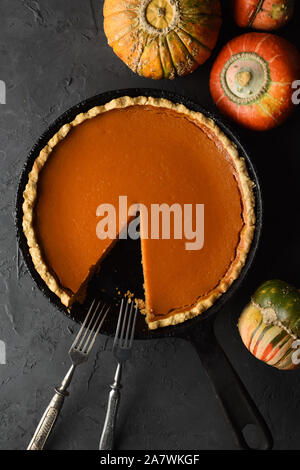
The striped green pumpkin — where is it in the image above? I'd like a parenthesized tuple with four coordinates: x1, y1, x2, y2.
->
(238, 303, 299, 370)
(252, 280, 300, 338)
(239, 280, 300, 370)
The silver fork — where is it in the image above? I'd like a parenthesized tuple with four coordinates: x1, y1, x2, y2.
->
(27, 300, 109, 450)
(99, 298, 138, 450)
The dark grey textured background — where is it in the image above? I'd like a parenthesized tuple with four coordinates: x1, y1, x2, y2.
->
(1, 0, 300, 450)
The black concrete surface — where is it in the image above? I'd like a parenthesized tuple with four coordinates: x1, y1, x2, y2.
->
(0, 0, 300, 450)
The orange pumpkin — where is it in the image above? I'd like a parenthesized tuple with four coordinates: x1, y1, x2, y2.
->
(210, 33, 300, 131)
(232, 0, 295, 31)
(103, 0, 222, 79)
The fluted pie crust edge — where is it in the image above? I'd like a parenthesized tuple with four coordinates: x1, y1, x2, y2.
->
(22, 96, 256, 329)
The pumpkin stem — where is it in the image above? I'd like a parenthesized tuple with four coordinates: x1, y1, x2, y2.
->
(142, 0, 180, 33)
(220, 52, 270, 105)
(236, 70, 252, 87)
(248, 0, 264, 27)
(157, 7, 166, 17)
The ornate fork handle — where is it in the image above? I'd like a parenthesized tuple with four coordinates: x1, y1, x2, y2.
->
(27, 364, 75, 450)
(27, 388, 68, 450)
(27, 302, 109, 450)
(99, 363, 122, 450)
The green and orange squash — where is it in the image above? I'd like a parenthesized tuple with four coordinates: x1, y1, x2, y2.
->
(210, 32, 300, 131)
(232, 0, 295, 31)
(238, 280, 300, 370)
(103, 0, 222, 79)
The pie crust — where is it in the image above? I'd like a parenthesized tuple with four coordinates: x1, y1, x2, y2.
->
(22, 96, 255, 329)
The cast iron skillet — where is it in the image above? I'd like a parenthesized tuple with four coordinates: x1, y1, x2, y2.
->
(16, 88, 272, 450)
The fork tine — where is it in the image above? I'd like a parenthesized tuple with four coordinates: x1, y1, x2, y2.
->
(77, 301, 101, 350)
(128, 305, 138, 348)
(113, 299, 124, 348)
(124, 301, 134, 347)
(114, 299, 138, 350)
(69, 299, 96, 352)
(119, 299, 130, 345)
(86, 305, 110, 355)
(81, 302, 105, 351)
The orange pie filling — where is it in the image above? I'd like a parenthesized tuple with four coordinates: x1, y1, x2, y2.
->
(22, 97, 255, 329)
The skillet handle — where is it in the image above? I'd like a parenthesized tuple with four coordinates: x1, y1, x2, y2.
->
(187, 317, 273, 450)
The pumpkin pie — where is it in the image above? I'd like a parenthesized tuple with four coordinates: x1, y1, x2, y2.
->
(22, 96, 255, 329)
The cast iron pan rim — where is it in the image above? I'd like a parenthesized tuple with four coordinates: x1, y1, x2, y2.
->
(15, 87, 263, 340)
